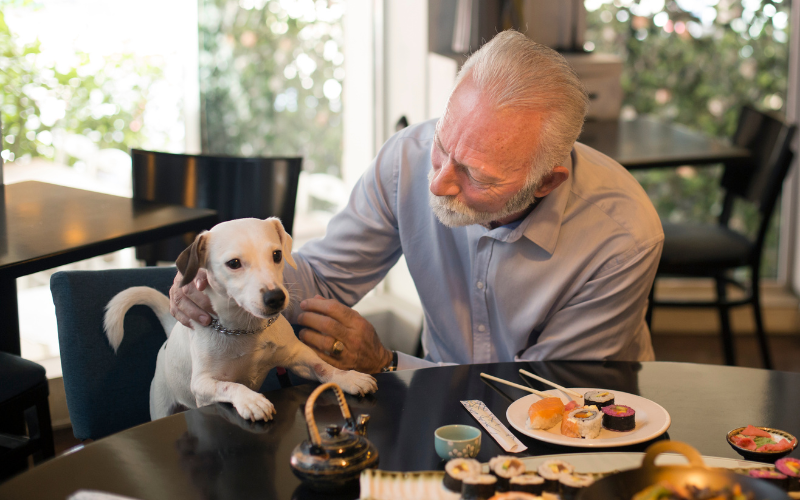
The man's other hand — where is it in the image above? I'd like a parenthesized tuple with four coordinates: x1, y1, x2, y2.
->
(169, 269, 214, 328)
(297, 295, 392, 374)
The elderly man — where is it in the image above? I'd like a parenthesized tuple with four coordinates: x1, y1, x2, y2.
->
(170, 31, 663, 374)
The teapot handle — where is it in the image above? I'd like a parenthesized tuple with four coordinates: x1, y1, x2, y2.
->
(304, 382, 354, 447)
(641, 441, 706, 472)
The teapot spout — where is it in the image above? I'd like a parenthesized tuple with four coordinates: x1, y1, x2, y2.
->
(354, 414, 370, 436)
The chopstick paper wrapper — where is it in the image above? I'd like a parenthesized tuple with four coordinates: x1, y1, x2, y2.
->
(461, 400, 527, 453)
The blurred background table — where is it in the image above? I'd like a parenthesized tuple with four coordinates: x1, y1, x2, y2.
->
(1, 361, 797, 500)
(0, 181, 217, 355)
(579, 116, 751, 169)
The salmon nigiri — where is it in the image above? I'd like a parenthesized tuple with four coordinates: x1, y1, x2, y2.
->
(527, 397, 565, 430)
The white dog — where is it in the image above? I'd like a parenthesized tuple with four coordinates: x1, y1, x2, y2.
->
(103, 217, 377, 421)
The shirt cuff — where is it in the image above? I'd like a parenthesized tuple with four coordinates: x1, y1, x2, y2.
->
(396, 351, 438, 371)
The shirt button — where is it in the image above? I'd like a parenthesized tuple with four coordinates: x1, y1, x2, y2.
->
(476, 281, 484, 289)
(478, 324, 486, 332)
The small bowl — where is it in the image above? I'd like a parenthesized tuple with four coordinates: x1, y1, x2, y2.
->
(434, 424, 481, 460)
(726, 426, 798, 463)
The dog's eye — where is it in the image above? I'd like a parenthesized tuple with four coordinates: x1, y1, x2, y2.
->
(273, 250, 282, 263)
(226, 259, 242, 269)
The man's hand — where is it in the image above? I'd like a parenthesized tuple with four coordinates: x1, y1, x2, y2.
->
(169, 269, 215, 328)
(297, 295, 392, 374)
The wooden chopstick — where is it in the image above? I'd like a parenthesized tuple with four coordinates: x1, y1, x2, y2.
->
(518, 369, 583, 399)
(479, 373, 551, 398)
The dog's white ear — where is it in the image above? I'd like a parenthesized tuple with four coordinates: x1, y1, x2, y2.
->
(176, 231, 208, 286)
(268, 218, 297, 269)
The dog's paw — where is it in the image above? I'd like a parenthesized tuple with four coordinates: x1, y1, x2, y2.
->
(232, 390, 276, 422)
(333, 370, 378, 396)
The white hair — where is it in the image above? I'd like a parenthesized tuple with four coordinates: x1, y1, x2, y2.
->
(454, 30, 589, 175)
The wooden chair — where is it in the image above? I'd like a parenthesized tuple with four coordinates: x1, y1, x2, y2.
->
(647, 106, 796, 369)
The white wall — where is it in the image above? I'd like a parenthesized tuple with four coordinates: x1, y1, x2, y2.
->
(784, 3, 800, 296)
(342, 0, 377, 188)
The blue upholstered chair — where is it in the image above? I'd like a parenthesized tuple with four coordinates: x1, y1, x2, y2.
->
(51, 267, 300, 440)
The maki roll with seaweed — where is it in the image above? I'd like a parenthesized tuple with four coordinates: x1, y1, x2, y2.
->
(558, 473, 595, 500)
(462, 474, 498, 500)
(601, 404, 636, 432)
(561, 406, 603, 439)
(583, 390, 615, 409)
(748, 469, 788, 490)
(776, 457, 800, 491)
(537, 459, 574, 492)
(488, 456, 525, 492)
(443, 458, 481, 492)
(509, 474, 544, 495)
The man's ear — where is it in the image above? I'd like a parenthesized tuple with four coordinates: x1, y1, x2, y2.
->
(268, 217, 297, 269)
(176, 232, 208, 286)
(534, 165, 569, 198)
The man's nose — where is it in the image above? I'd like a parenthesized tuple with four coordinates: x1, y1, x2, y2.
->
(429, 158, 461, 197)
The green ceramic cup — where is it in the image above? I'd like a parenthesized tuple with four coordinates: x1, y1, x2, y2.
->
(434, 424, 481, 460)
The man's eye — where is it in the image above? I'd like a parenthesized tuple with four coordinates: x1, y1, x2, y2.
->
(226, 259, 242, 269)
(273, 250, 282, 263)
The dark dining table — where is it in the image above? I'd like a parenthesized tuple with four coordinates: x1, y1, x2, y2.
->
(0, 361, 797, 500)
(0, 181, 218, 355)
(579, 116, 751, 169)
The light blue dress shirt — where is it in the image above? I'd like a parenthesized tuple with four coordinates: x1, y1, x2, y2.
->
(286, 119, 663, 369)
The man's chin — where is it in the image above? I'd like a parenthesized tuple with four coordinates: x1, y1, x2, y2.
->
(431, 205, 488, 227)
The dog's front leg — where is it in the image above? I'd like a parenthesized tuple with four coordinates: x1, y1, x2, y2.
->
(190, 373, 276, 422)
(283, 343, 378, 396)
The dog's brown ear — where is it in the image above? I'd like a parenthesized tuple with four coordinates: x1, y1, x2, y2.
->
(176, 232, 208, 286)
(267, 217, 297, 269)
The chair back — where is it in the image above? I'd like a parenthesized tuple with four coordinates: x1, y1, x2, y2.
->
(719, 107, 796, 252)
(51, 267, 177, 440)
(131, 150, 302, 263)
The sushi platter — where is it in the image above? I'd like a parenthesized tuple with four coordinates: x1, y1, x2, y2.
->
(506, 387, 671, 447)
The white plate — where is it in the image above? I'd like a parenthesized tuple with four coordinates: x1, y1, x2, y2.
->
(506, 387, 671, 448)
(516, 452, 770, 474)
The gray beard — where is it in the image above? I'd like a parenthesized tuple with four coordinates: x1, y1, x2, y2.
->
(427, 168, 542, 228)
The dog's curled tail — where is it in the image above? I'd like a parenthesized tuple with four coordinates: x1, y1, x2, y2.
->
(103, 287, 177, 353)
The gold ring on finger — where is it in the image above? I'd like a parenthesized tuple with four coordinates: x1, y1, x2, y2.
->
(331, 340, 345, 357)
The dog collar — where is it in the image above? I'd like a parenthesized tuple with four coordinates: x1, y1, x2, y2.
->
(209, 316, 277, 335)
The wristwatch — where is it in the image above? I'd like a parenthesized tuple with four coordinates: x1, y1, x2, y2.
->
(381, 350, 398, 372)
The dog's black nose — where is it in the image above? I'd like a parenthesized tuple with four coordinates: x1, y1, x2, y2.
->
(263, 289, 286, 311)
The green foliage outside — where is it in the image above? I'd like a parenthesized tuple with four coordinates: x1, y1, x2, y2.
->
(0, 6, 163, 167)
(198, 0, 345, 177)
(584, 0, 790, 277)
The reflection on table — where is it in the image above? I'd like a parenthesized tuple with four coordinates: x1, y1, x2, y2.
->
(579, 116, 751, 169)
(1, 361, 798, 500)
(0, 181, 217, 354)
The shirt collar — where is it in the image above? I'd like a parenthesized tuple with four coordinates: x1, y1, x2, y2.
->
(481, 148, 574, 253)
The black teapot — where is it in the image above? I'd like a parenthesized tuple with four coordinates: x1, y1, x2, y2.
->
(290, 382, 379, 491)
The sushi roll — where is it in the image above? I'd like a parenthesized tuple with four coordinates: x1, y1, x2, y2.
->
(462, 474, 498, 500)
(487, 493, 539, 500)
(601, 404, 636, 432)
(776, 457, 800, 491)
(443, 458, 482, 492)
(488, 456, 525, 492)
(748, 469, 788, 490)
(558, 473, 595, 500)
(583, 390, 615, 409)
(527, 397, 564, 430)
(537, 459, 574, 492)
(561, 406, 603, 439)
(509, 474, 544, 495)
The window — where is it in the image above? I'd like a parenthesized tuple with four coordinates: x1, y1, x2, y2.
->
(584, 0, 791, 278)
